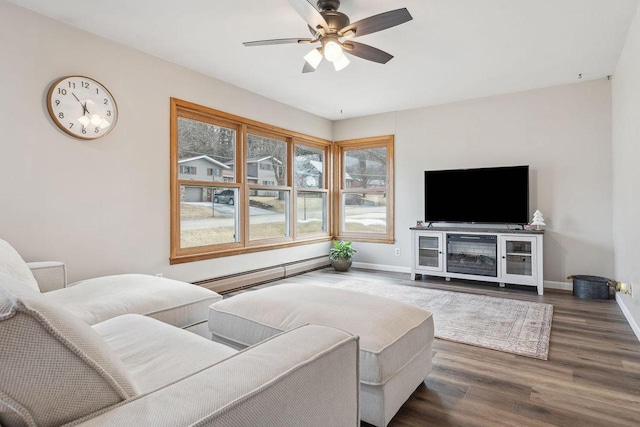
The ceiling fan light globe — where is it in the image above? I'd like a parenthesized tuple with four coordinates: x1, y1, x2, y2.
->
(323, 40, 342, 62)
(304, 48, 323, 69)
(333, 53, 350, 71)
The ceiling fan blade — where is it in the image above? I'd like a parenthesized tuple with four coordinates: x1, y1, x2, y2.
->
(243, 38, 313, 47)
(344, 41, 393, 64)
(302, 62, 317, 73)
(288, 0, 329, 32)
(339, 8, 412, 38)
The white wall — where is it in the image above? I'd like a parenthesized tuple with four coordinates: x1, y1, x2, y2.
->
(0, 2, 332, 283)
(334, 79, 614, 285)
(612, 6, 640, 335)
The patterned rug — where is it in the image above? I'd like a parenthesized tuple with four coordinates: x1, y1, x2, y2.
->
(325, 280, 553, 360)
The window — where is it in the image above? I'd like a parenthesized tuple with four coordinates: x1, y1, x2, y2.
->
(295, 143, 328, 236)
(170, 98, 332, 263)
(247, 132, 289, 242)
(180, 166, 197, 174)
(334, 136, 394, 243)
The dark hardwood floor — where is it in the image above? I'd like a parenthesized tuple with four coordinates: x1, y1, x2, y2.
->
(225, 268, 640, 426)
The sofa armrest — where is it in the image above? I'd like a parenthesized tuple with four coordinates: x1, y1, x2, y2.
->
(26, 261, 67, 292)
(74, 324, 360, 427)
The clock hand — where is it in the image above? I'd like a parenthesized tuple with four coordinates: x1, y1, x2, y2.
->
(71, 92, 91, 115)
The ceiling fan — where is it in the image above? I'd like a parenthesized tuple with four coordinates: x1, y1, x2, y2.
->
(243, 0, 413, 73)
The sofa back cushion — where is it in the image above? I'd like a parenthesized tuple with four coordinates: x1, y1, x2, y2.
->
(0, 275, 139, 427)
(0, 240, 40, 292)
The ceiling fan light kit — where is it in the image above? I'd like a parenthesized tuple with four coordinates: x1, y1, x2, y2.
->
(244, 0, 413, 73)
(304, 48, 323, 69)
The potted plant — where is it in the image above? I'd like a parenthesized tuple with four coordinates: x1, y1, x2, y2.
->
(329, 240, 356, 272)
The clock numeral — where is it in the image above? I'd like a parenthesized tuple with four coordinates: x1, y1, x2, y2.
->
(94, 127, 99, 133)
(82, 127, 87, 135)
(57, 88, 67, 95)
(69, 123, 74, 129)
(55, 100, 60, 106)
(96, 88, 99, 94)
(81, 81, 89, 89)
(104, 99, 109, 105)
(58, 112, 64, 119)
(106, 110, 112, 117)
(68, 82, 76, 89)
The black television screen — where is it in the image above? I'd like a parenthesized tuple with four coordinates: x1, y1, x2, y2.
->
(425, 165, 529, 224)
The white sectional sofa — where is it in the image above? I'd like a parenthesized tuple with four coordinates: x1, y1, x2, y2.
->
(0, 239, 219, 335)
(0, 274, 360, 426)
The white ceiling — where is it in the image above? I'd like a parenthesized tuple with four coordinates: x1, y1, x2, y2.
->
(9, 0, 639, 120)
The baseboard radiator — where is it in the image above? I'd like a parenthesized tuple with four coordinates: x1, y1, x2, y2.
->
(193, 256, 330, 294)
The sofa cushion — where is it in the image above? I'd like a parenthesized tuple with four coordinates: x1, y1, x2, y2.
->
(93, 314, 238, 393)
(0, 239, 40, 292)
(44, 274, 221, 328)
(208, 283, 434, 385)
(0, 277, 138, 427)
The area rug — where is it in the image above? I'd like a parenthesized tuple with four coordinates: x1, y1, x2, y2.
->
(324, 280, 553, 360)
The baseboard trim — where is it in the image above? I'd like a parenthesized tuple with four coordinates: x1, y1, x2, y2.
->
(616, 293, 640, 342)
(544, 280, 573, 291)
(352, 262, 412, 274)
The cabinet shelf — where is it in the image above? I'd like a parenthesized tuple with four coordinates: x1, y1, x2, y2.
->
(505, 252, 532, 257)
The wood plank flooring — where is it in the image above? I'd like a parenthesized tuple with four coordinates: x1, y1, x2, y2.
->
(225, 268, 640, 426)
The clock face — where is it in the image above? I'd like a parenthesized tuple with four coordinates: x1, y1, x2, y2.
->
(47, 76, 118, 140)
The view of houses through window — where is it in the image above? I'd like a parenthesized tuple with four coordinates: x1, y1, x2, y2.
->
(295, 145, 327, 236)
(177, 116, 238, 249)
(171, 99, 393, 262)
(247, 133, 289, 241)
(171, 99, 340, 263)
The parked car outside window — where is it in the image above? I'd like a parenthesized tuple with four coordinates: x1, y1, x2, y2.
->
(214, 190, 234, 205)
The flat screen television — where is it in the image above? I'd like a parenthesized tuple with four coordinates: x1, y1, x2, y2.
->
(424, 165, 529, 224)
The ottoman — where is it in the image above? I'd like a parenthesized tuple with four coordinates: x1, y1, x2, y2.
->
(208, 283, 434, 427)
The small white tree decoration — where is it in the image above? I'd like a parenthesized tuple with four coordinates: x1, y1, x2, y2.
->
(531, 210, 546, 230)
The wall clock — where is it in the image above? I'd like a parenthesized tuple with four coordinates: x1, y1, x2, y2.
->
(47, 76, 118, 140)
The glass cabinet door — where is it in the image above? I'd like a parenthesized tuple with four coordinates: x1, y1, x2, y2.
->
(416, 233, 443, 271)
(500, 237, 537, 283)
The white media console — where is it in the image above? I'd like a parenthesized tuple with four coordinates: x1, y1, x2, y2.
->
(410, 227, 544, 295)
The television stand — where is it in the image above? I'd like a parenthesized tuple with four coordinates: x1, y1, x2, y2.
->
(410, 227, 544, 295)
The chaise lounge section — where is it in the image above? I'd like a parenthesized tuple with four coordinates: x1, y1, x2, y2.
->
(0, 239, 219, 335)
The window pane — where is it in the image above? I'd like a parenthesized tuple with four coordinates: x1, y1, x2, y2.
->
(344, 147, 387, 189)
(342, 192, 387, 234)
(297, 191, 326, 235)
(178, 118, 235, 182)
(249, 190, 289, 240)
(295, 146, 324, 189)
(247, 134, 287, 186)
(180, 186, 239, 248)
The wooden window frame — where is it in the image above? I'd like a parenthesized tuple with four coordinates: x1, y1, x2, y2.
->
(333, 135, 395, 244)
(170, 98, 332, 264)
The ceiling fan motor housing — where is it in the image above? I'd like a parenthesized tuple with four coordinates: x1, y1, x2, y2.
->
(317, 0, 340, 11)
(317, 0, 349, 32)
(321, 11, 350, 32)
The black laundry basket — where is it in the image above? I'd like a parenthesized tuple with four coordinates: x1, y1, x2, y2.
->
(568, 275, 615, 300)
